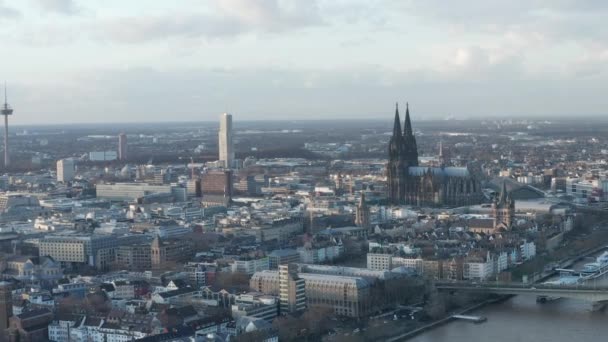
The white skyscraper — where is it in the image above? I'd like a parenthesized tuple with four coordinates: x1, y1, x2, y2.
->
(57, 158, 75, 183)
(218, 113, 234, 168)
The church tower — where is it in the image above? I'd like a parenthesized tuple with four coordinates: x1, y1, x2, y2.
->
(402, 103, 419, 167)
(387, 102, 421, 205)
(493, 181, 515, 229)
(355, 192, 371, 231)
(387, 103, 405, 204)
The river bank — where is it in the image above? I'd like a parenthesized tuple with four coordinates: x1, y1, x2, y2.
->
(387, 295, 512, 342)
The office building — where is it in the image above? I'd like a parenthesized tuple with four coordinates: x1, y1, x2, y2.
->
(218, 113, 234, 169)
(231, 257, 270, 275)
(57, 158, 75, 183)
(231, 293, 278, 322)
(278, 264, 306, 314)
(95, 183, 173, 201)
(115, 244, 152, 271)
(89, 151, 118, 161)
(38, 234, 125, 267)
(252, 264, 407, 318)
(201, 170, 233, 206)
(268, 249, 300, 269)
(118, 133, 127, 161)
(187, 179, 202, 197)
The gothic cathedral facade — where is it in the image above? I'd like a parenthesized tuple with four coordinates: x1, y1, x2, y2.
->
(387, 103, 483, 207)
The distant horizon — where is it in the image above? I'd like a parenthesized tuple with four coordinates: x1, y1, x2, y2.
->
(7, 114, 608, 129)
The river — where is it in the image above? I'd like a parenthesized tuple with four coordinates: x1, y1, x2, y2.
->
(410, 253, 608, 342)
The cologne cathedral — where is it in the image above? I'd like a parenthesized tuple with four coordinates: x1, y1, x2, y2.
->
(387, 103, 483, 206)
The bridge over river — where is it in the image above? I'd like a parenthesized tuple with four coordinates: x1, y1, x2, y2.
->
(436, 281, 608, 303)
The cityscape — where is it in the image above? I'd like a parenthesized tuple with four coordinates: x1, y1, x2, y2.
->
(1, 1, 608, 342)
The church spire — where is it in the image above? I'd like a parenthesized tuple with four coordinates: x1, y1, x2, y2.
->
(403, 102, 413, 137)
(359, 191, 366, 206)
(392, 102, 402, 137)
(497, 180, 508, 205)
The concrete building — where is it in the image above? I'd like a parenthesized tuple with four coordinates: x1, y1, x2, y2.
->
(201, 170, 233, 206)
(297, 244, 343, 264)
(38, 234, 141, 268)
(118, 133, 127, 161)
(231, 257, 270, 275)
(95, 183, 173, 201)
(218, 113, 234, 169)
(268, 249, 300, 270)
(57, 158, 75, 183)
(251, 264, 400, 318)
(115, 244, 152, 271)
(89, 151, 118, 161)
(150, 235, 193, 268)
(278, 264, 306, 314)
(231, 293, 278, 322)
(367, 253, 394, 271)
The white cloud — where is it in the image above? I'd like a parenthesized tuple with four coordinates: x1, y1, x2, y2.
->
(93, 0, 324, 43)
(31, 0, 80, 15)
(0, 0, 20, 19)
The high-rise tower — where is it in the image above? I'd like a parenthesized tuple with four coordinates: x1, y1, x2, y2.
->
(118, 133, 127, 161)
(218, 113, 234, 169)
(1, 85, 13, 168)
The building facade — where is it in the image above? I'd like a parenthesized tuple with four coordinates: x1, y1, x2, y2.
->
(278, 264, 306, 314)
(57, 158, 75, 183)
(150, 235, 193, 268)
(386, 103, 483, 206)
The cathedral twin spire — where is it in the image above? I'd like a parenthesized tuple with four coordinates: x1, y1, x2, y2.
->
(390, 102, 418, 166)
(391, 102, 414, 139)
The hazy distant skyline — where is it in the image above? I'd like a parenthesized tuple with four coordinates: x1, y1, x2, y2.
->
(1, 0, 607, 124)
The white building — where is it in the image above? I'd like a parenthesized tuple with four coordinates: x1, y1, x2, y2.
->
(566, 177, 608, 202)
(232, 257, 270, 275)
(464, 252, 494, 280)
(367, 253, 392, 270)
(218, 113, 234, 169)
(89, 151, 118, 161)
(49, 319, 79, 342)
(464, 260, 494, 280)
(520, 241, 537, 260)
(57, 158, 75, 183)
(297, 244, 343, 264)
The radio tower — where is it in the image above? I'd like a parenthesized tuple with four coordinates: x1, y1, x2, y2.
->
(1, 84, 13, 168)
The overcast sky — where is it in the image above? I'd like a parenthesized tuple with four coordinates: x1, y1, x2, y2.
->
(1, 0, 607, 124)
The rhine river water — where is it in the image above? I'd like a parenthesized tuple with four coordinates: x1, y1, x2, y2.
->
(410, 253, 608, 342)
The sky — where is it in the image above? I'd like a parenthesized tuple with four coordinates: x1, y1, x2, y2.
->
(1, 0, 607, 124)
